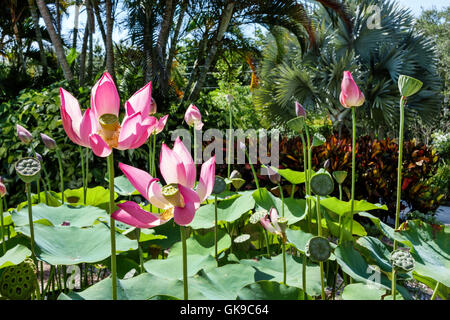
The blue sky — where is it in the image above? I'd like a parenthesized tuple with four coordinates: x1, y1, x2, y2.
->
(60, 0, 449, 44)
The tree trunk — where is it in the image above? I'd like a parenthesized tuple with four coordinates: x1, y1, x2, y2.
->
(156, 0, 175, 96)
(36, 0, 74, 81)
(105, 0, 115, 79)
(92, 0, 107, 50)
(79, 14, 89, 85)
(87, 0, 95, 79)
(143, 1, 154, 83)
(188, 1, 235, 101)
(28, 0, 48, 75)
(55, 0, 61, 36)
(9, 2, 26, 72)
(166, 0, 188, 85)
(72, 0, 81, 49)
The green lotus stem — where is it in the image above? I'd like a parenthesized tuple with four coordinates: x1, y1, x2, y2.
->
(302, 253, 307, 293)
(148, 140, 153, 174)
(193, 127, 197, 164)
(304, 127, 314, 234)
(0, 198, 5, 254)
(392, 269, 397, 300)
(300, 132, 312, 233)
(107, 152, 117, 300)
(245, 150, 260, 190)
(26, 182, 41, 300)
(180, 225, 188, 300)
(282, 241, 287, 285)
(79, 146, 86, 204)
(85, 149, 90, 203)
(152, 134, 156, 177)
(394, 96, 406, 251)
(30, 144, 41, 203)
(40, 261, 44, 298)
(263, 228, 270, 258)
(431, 282, 440, 300)
(350, 107, 356, 237)
(227, 99, 233, 181)
(136, 228, 144, 274)
(316, 194, 325, 300)
(42, 265, 55, 297)
(277, 183, 285, 217)
(290, 184, 296, 198)
(214, 194, 218, 264)
(56, 149, 65, 204)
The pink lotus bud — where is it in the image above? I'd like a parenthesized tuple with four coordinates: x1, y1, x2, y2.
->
(185, 104, 204, 130)
(40, 133, 57, 150)
(149, 98, 157, 115)
(16, 124, 33, 144)
(35, 152, 43, 163)
(0, 178, 6, 197)
(267, 167, 281, 184)
(339, 71, 365, 108)
(295, 101, 306, 117)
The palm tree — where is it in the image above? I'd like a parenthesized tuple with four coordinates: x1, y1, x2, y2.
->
(254, 0, 442, 137)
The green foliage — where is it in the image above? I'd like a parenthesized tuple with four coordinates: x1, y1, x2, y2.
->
(254, 0, 442, 137)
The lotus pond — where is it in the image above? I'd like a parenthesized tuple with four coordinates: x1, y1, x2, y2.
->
(0, 72, 448, 302)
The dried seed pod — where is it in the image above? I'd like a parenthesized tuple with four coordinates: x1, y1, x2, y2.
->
(390, 249, 415, 273)
(249, 210, 268, 224)
(0, 258, 37, 300)
(305, 236, 331, 262)
(15, 157, 41, 183)
(212, 176, 226, 195)
(310, 168, 334, 196)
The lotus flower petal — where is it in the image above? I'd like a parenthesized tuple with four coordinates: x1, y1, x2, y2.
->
(118, 162, 154, 201)
(91, 72, 120, 120)
(112, 201, 167, 229)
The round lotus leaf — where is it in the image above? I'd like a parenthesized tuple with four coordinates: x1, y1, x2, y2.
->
(0, 258, 37, 300)
(312, 133, 326, 147)
(249, 210, 268, 224)
(389, 249, 415, 273)
(234, 234, 251, 243)
(212, 176, 226, 195)
(310, 169, 334, 196)
(332, 171, 347, 184)
(305, 236, 331, 262)
(286, 116, 305, 133)
(15, 157, 41, 183)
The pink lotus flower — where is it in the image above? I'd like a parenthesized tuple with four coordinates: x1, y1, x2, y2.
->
(16, 124, 33, 144)
(60, 72, 167, 157)
(0, 177, 6, 197)
(339, 71, 365, 108)
(112, 137, 216, 227)
(295, 101, 307, 117)
(184, 104, 204, 130)
(260, 208, 283, 236)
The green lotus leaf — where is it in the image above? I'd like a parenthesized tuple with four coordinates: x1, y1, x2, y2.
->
(312, 133, 326, 147)
(316, 197, 388, 217)
(11, 204, 108, 228)
(239, 253, 322, 296)
(342, 283, 384, 300)
(0, 244, 31, 269)
(16, 223, 137, 265)
(144, 254, 217, 279)
(168, 229, 231, 257)
(237, 281, 310, 300)
(398, 75, 423, 97)
(111, 175, 140, 196)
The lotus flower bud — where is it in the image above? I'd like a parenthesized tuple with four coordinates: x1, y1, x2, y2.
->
(267, 167, 281, 184)
(295, 101, 306, 117)
(40, 133, 57, 150)
(230, 170, 241, 180)
(149, 98, 157, 115)
(35, 152, 43, 163)
(398, 75, 423, 98)
(185, 104, 204, 130)
(16, 124, 33, 144)
(339, 71, 365, 108)
(0, 178, 6, 197)
(323, 159, 330, 169)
